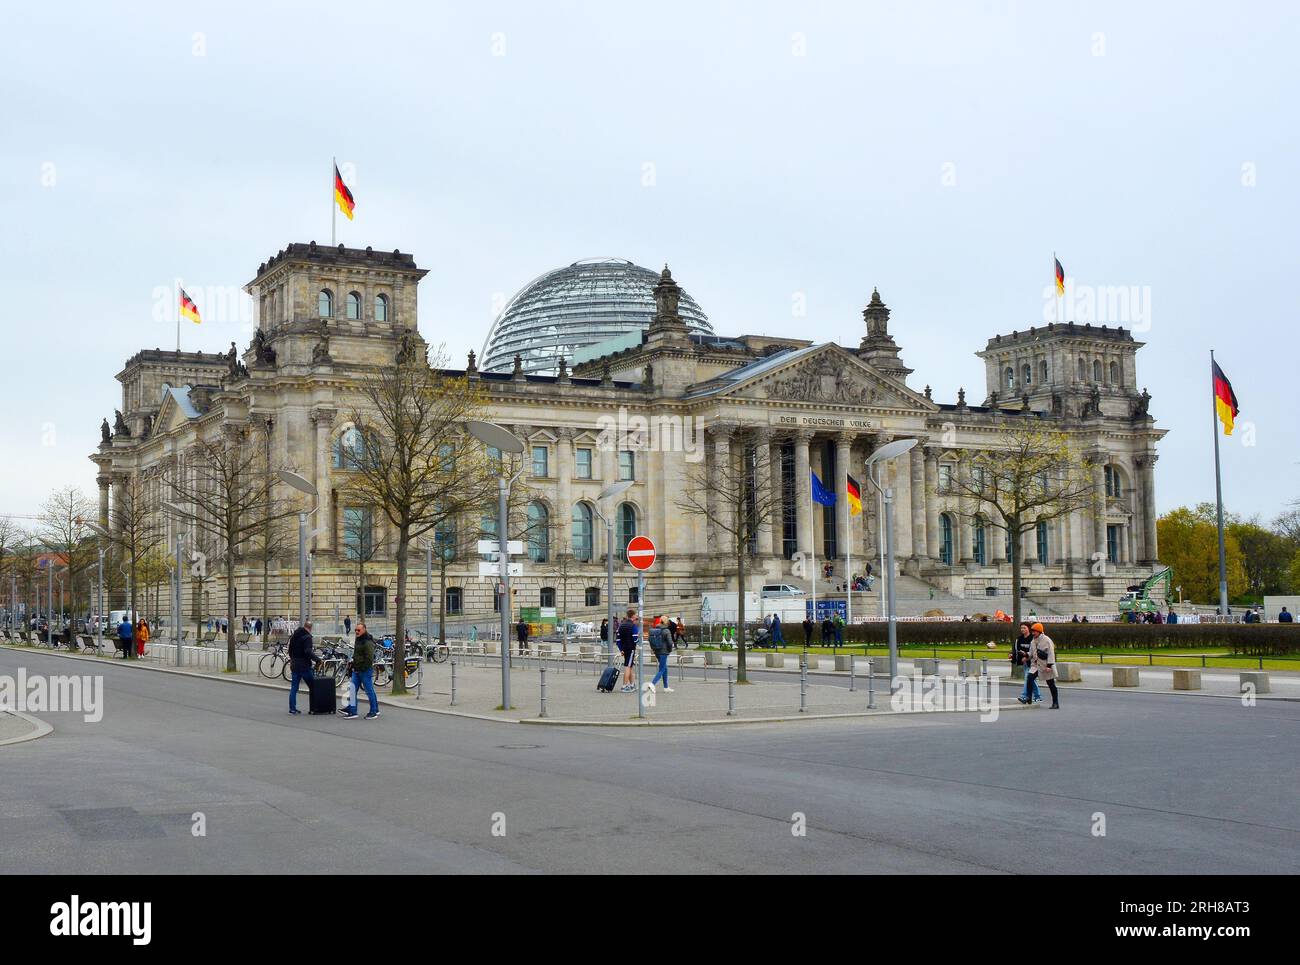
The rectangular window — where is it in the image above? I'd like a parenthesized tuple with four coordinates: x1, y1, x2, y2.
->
(359, 585, 386, 617)
(445, 587, 463, 615)
(619, 450, 635, 481)
(532, 445, 549, 478)
(938, 464, 953, 492)
(1106, 524, 1120, 564)
(575, 447, 593, 479)
(342, 507, 373, 560)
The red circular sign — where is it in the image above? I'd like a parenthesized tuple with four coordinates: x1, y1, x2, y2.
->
(625, 535, 657, 570)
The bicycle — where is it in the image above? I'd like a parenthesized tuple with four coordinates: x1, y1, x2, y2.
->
(258, 642, 289, 680)
(373, 653, 421, 690)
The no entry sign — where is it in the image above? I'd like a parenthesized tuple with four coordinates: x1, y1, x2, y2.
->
(626, 535, 657, 570)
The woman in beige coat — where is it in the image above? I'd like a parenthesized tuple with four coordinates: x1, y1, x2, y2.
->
(1029, 623, 1060, 709)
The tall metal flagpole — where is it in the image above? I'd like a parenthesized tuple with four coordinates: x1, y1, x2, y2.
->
(175, 279, 181, 353)
(1210, 350, 1230, 616)
(331, 156, 337, 246)
(1055, 251, 1062, 324)
(809, 475, 817, 623)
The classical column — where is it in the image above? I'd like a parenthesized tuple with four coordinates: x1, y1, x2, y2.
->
(97, 475, 110, 528)
(712, 427, 734, 547)
(1138, 453, 1159, 562)
(991, 508, 1007, 564)
(769, 435, 785, 556)
(793, 430, 813, 559)
(956, 454, 973, 563)
(924, 447, 940, 560)
(311, 408, 336, 553)
(556, 427, 574, 539)
(1092, 457, 1108, 562)
(909, 442, 927, 561)
(753, 428, 773, 558)
(835, 432, 852, 561)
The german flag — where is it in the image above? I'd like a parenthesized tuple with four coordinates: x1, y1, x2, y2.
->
(179, 288, 201, 325)
(334, 164, 355, 220)
(846, 474, 862, 516)
(1212, 360, 1239, 435)
(1054, 257, 1065, 297)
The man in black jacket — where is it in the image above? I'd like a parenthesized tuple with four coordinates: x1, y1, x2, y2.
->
(287, 620, 315, 715)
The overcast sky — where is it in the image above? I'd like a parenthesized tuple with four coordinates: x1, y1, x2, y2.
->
(2, 1, 1296, 525)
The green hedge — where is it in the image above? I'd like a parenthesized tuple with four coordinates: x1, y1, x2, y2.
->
(696, 621, 1300, 655)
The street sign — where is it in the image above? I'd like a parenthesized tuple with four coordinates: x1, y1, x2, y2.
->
(626, 535, 656, 571)
(479, 561, 523, 577)
(477, 539, 524, 556)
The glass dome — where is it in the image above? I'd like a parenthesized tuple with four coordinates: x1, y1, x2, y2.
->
(480, 258, 712, 375)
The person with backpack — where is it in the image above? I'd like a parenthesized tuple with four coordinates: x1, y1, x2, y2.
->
(287, 620, 316, 715)
(648, 616, 674, 693)
(617, 610, 639, 693)
(341, 622, 380, 720)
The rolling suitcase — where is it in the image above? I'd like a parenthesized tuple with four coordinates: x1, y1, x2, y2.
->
(597, 666, 620, 693)
(309, 674, 336, 714)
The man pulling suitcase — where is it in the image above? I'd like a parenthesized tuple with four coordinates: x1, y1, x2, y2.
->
(288, 620, 318, 715)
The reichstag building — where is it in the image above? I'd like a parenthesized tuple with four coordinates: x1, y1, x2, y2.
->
(91, 241, 1165, 624)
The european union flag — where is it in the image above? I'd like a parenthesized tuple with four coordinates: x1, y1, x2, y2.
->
(811, 471, 836, 506)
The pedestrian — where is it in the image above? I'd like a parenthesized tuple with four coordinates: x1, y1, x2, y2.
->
(116, 616, 133, 659)
(1028, 622, 1059, 709)
(833, 612, 844, 647)
(1280, 607, 1293, 624)
(617, 609, 639, 693)
(673, 617, 686, 648)
(516, 617, 530, 654)
(254, 616, 263, 640)
(1014, 622, 1040, 704)
(344, 614, 352, 636)
(821, 616, 834, 646)
(341, 621, 380, 720)
(802, 615, 814, 647)
(287, 619, 316, 715)
(770, 612, 785, 648)
(136, 618, 150, 657)
(648, 616, 673, 693)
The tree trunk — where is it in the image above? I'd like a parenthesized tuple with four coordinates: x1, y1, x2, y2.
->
(127, 548, 138, 659)
(225, 553, 237, 672)
(1010, 515, 1023, 628)
(736, 527, 748, 684)
(437, 557, 447, 643)
(392, 528, 409, 694)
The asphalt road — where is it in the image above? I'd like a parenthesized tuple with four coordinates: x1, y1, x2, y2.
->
(2, 647, 1297, 874)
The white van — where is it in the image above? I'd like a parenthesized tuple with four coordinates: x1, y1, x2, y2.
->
(761, 584, 806, 598)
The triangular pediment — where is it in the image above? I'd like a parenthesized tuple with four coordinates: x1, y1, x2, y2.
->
(152, 384, 199, 436)
(695, 343, 936, 412)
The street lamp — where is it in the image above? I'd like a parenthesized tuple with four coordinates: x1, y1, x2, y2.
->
(864, 437, 918, 691)
(465, 419, 526, 711)
(593, 479, 634, 667)
(277, 470, 319, 631)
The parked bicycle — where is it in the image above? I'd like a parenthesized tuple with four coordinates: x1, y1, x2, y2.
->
(373, 652, 421, 690)
(258, 641, 290, 680)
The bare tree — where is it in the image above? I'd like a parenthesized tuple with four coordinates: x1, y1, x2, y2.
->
(38, 486, 96, 622)
(105, 473, 163, 655)
(165, 427, 298, 670)
(545, 535, 585, 653)
(340, 347, 491, 693)
(0, 516, 22, 625)
(945, 422, 1096, 626)
(676, 425, 781, 683)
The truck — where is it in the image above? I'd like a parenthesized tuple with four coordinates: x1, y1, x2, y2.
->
(1118, 567, 1173, 615)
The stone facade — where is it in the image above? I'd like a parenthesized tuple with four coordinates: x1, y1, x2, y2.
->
(90, 242, 1166, 627)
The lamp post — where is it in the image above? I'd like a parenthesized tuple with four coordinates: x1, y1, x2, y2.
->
(277, 470, 320, 631)
(465, 420, 526, 712)
(864, 437, 918, 692)
(593, 479, 633, 667)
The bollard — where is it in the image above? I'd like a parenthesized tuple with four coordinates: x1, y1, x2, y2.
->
(637, 644, 645, 719)
(450, 659, 458, 706)
(981, 656, 988, 677)
(849, 654, 856, 692)
(539, 664, 548, 718)
(867, 658, 875, 709)
(727, 664, 736, 716)
(799, 656, 808, 713)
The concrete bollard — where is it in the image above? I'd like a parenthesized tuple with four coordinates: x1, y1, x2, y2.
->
(765, 652, 784, 668)
(538, 642, 555, 657)
(1112, 667, 1140, 687)
(804, 655, 820, 670)
(834, 654, 854, 672)
(1239, 671, 1271, 695)
(579, 645, 596, 661)
(1056, 662, 1082, 683)
(704, 650, 723, 666)
(482, 639, 499, 655)
(914, 657, 940, 676)
(1172, 669, 1201, 691)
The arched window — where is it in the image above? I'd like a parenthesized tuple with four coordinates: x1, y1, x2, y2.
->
(1036, 520, 1049, 565)
(1005, 367, 1015, 390)
(318, 289, 333, 317)
(539, 586, 556, 609)
(1077, 357, 1087, 381)
(1039, 360, 1048, 383)
(1109, 361, 1119, 385)
(1005, 526, 1014, 562)
(526, 502, 549, 563)
(1105, 465, 1122, 498)
(480, 513, 497, 541)
(333, 426, 368, 469)
(375, 293, 388, 322)
(1093, 359, 1102, 382)
(939, 514, 954, 565)
(571, 503, 593, 562)
(616, 502, 637, 561)
(445, 586, 462, 615)
(434, 519, 457, 562)
(584, 587, 600, 607)
(973, 517, 987, 566)
(1021, 364, 1032, 386)
(347, 292, 361, 320)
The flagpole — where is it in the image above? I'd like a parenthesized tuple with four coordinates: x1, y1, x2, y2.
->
(175, 279, 180, 354)
(810, 479, 817, 622)
(331, 156, 337, 246)
(1211, 349, 1230, 617)
(1055, 251, 1062, 324)
(846, 512, 852, 627)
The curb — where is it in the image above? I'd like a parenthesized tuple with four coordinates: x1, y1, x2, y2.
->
(0, 710, 54, 747)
